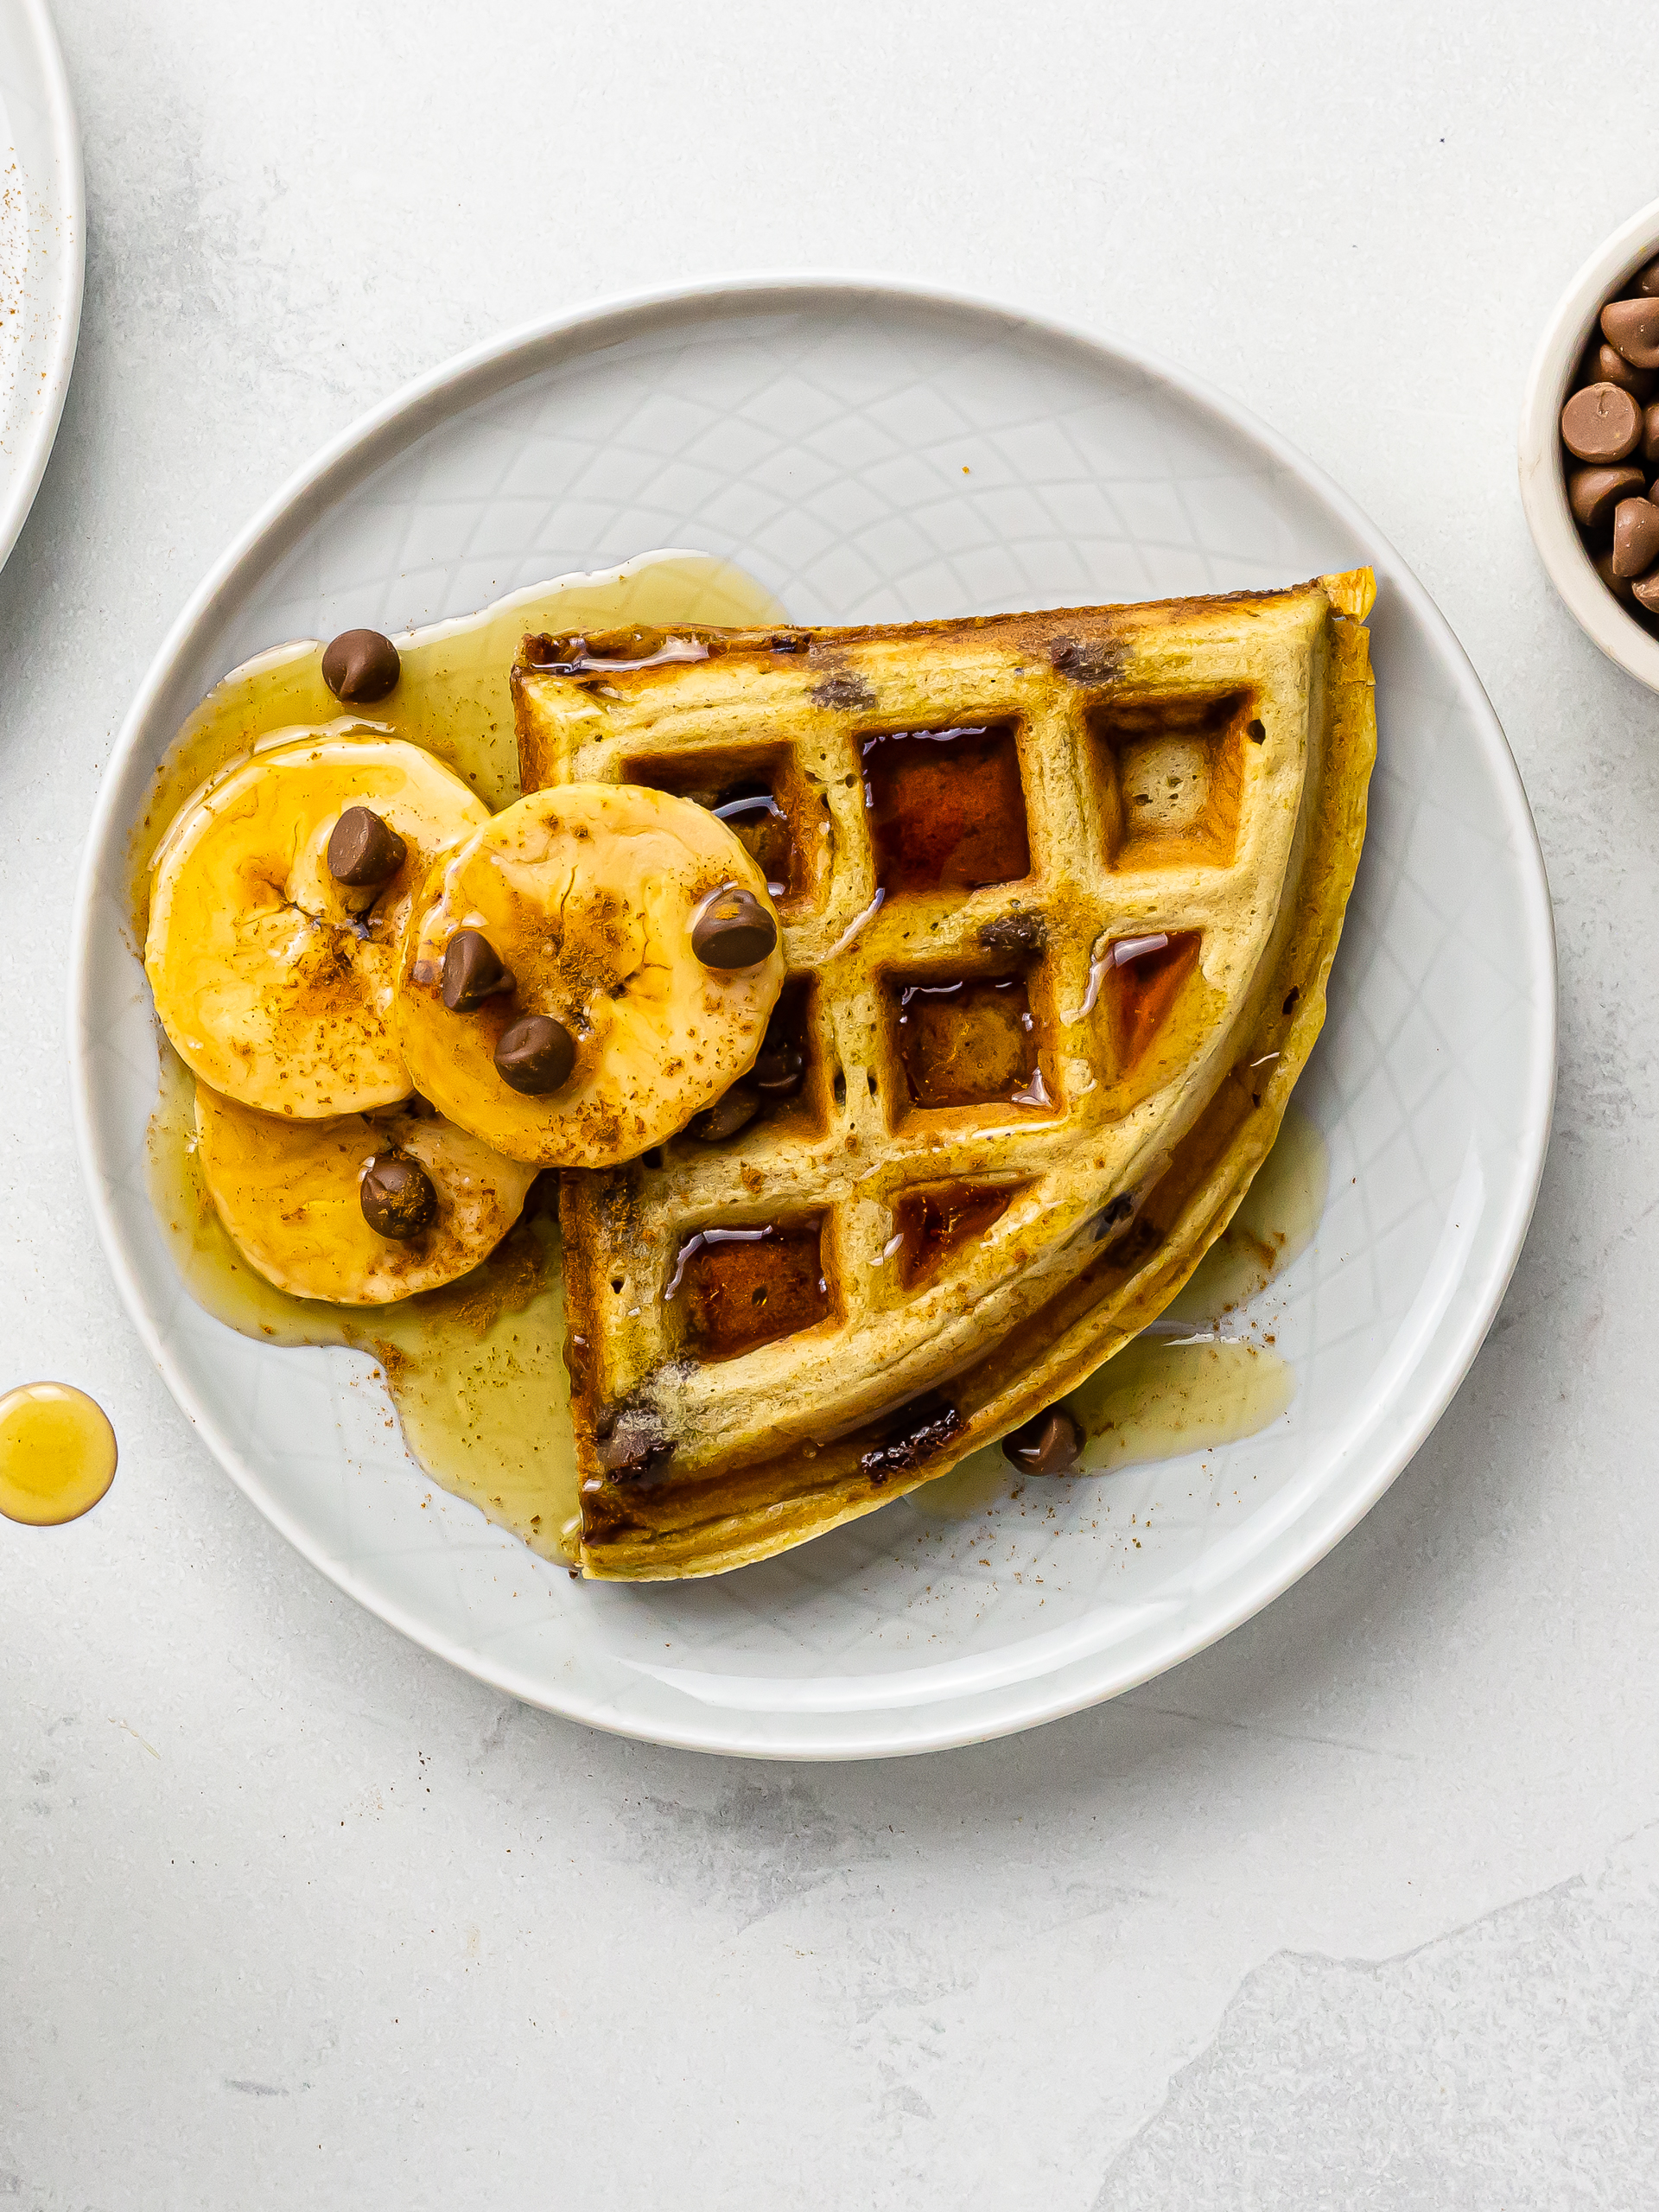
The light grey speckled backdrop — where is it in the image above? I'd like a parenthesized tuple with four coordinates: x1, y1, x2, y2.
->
(3, 3, 1656, 2205)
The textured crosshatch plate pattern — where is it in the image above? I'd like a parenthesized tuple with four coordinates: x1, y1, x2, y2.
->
(70, 279, 1554, 1758)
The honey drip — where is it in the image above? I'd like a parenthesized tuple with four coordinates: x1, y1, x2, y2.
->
(139, 552, 785, 1559)
(0, 1383, 118, 1526)
(916, 1102, 1330, 1521)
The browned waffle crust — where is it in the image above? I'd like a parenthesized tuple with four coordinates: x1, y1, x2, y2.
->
(514, 574, 1376, 1578)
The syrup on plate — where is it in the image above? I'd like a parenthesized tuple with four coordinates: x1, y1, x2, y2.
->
(0, 1383, 118, 1526)
(140, 553, 785, 1560)
(915, 1101, 1329, 1521)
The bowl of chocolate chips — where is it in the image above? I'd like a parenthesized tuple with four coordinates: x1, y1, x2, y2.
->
(1521, 198, 1659, 686)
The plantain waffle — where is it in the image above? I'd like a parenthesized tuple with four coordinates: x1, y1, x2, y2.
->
(513, 573, 1377, 1580)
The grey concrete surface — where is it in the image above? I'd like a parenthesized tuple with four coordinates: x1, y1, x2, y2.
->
(3, 3, 1656, 2203)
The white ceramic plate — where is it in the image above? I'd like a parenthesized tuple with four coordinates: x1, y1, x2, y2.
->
(0, 0, 80, 574)
(70, 278, 1555, 1759)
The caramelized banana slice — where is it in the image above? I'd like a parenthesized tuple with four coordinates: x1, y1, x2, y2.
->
(146, 734, 491, 1116)
(397, 785, 785, 1167)
(194, 1083, 537, 1304)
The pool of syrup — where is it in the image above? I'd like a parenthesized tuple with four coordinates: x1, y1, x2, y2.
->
(0, 1382, 118, 1526)
(915, 1100, 1330, 1520)
(862, 722, 1030, 893)
(138, 553, 786, 1560)
(894, 975, 1047, 1110)
(664, 1217, 833, 1360)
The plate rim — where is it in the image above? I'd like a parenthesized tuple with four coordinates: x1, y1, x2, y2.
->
(0, 0, 83, 576)
(67, 272, 1559, 1758)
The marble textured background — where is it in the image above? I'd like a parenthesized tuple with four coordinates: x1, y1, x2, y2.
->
(3, 3, 1653, 2202)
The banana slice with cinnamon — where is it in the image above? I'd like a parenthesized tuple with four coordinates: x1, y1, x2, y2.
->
(194, 1082, 537, 1304)
(145, 733, 491, 1117)
(396, 784, 785, 1167)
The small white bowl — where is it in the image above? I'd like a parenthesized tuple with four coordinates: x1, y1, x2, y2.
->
(1520, 195, 1659, 688)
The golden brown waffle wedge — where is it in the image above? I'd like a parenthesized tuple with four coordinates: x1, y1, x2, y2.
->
(513, 573, 1376, 1580)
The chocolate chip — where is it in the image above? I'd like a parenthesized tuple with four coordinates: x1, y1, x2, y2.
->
(321, 627, 401, 703)
(1611, 495, 1659, 578)
(1592, 547, 1637, 603)
(858, 1391, 963, 1483)
(1603, 297, 1659, 370)
(1633, 571, 1659, 614)
(1283, 988, 1300, 1014)
(690, 883, 778, 969)
(1561, 383, 1642, 464)
(441, 930, 512, 1012)
(494, 1014, 576, 1096)
(326, 804, 407, 887)
(1638, 258, 1659, 299)
(1246, 718, 1268, 743)
(1588, 342, 1656, 402)
(1091, 1190, 1135, 1240)
(684, 1084, 760, 1142)
(1568, 463, 1647, 530)
(359, 1152, 436, 1240)
(1001, 1406, 1084, 1474)
(752, 1037, 805, 1100)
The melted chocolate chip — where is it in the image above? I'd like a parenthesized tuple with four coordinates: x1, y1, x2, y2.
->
(690, 884, 778, 969)
(441, 930, 512, 1013)
(752, 1036, 805, 1099)
(684, 1084, 761, 1142)
(321, 627, 401, 704)
(327, 804, 407, 888)
(978, 913, 1047, 954)
(858, 1393, 963, 1483)
(594, 1402, 673, 1482)
(809, 673, 877, 712)
(359, 1152, 436, 1240)
(1001, 1407, 1084, 1474)
(1048, 636, 1123, 683)
(1091, 1191, 1135, 1241)
(494, 1014, 577, 1096)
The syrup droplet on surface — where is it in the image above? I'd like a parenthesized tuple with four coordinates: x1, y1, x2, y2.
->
(0, 1383, 118, 1526)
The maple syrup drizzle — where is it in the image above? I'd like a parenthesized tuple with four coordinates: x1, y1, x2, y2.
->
(0, 1383, 118, 1526)
(894, 975, 1048, 1110)
(893, 1183, 1018, 1290)
(912, 1103, 1330, 1522)
(1108, 930, 1203, 1068)
(626, 753, 803, 906)
(140, 554, 785, 1559)
(665, 1218, 832, 1359)
(861, 722, 1030, 895)
(711, 785, 792, 898)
